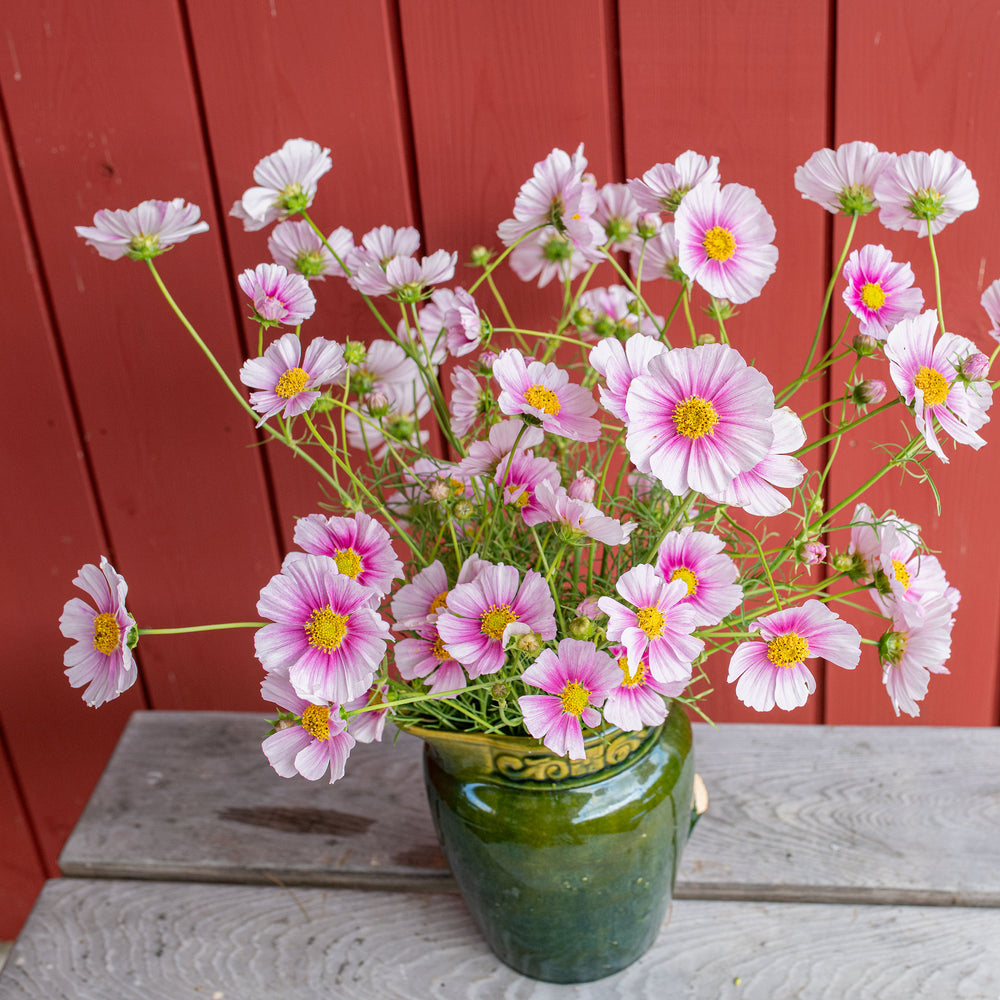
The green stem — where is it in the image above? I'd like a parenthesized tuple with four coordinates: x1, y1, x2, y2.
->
(139, 622, 266, 635)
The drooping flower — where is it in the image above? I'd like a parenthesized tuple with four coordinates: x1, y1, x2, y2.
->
(874, 149, 979, 237)
(704, 406, 808, 516)
(255, 554, 391, 706)
(728, 601, 861, 712)
(878, 595, 954, 717)
(76, 199, 209, 261)
(598, 564, 703, 686)
(794, 141, 893, 215)
(674, 182, 778, 303)
(351, 247, 457, 301)
(268, 220, 353, 280)
(655, 527, 743, 627)
(593, 182, 642, 249)
(518, 638, 622, 759)
(344, 682, 391, 743)
(494, 449, 562, 526)
(292, 512, 403, 600)
(869, 523, 950, 627)
(841, 244, 924, 339)
(628, 151, 721, 214)
(414, 287, 483, 359)
(59, 557, 138, 707)
(448, 366, 490, 438)
(238, 263, 317, 326)
(589, 333, 668, 422)
(533, 481, 637, 546)
(884, 311, 992, 462)
(980, 279, 1000, 342)
(455, 419, 544, 477)
(629, 225, 685, 284)
(260, 665, 356, 783)
(436, 563, 556, 676)
(231, 138, 333, 231)
(847, 503, 922, 585)
(624, 342, 775, 496)
(493, 348, 602, 442)
(508, 226, 596, 288)
(239, 332, 345, 427)
(575, 286, 664, 341)
(602, 645, 682, 731)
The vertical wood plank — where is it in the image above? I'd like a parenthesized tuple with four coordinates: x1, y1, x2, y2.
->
(619, 0, 833, 723)
(1, 1, 283, 717)
(0, 733, 43, 938)
(826, 0, 1000, 724)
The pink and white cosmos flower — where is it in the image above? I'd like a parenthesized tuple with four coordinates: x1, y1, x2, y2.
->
(518, 638, 622, 760)
(533, 481, 637, 546)
(59, 557, 138, 707)
(794, 141, 893, 216)
(394, 627, 469, 698)
(448, 366, 488, 438)
(436, 563, 556, 676)
(628, 150, 721, 215)
(842, 244, 924, 340)
(495, 450, 562, 526)
(847, 503, 922, 585)
(884, 311, 992, 463)
(869, 523, 950, 628)
(255, 554, 391, 706)
(601, 645, 682, 732)
(594, 182, 642, 249)
(874, 150, 979, 237)
(728, 601, 861, 712)
(231, 138, 332, 231)
(455, 419, 544, 478)
(575, 286, 664, 341)
(655, 528, 743, 628)
(76, 198, 210, 261)
(238, 263, 317, 326)
(674, 182, 778, 303)
(260, 665, 356, 784)
(493, 349, 601, 442)
(268, 220, 353, 280)
(589, 333, 668, 423)
(629, 225, 684, 284)
(598, 564, 703, 687)
(624, 342, 775, 497)
(240, 332, 345, 427)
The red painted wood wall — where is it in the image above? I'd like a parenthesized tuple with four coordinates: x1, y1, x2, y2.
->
(2, 0, 998, 936)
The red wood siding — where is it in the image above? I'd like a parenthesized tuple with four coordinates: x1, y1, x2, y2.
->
(1, 0, 997, 934)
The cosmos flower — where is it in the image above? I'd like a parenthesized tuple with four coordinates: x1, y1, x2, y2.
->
(238, 263, 317, 326)
(655, 527, 743, 627)
(76, 198, 209, 261)
(628, 151, 721, 214)
(794, 141, 892, 215)
(842, 244, 924, 339)
(268, 220, 353, 280)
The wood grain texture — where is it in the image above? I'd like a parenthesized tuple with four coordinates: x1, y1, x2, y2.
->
(3, 879, 999, 999)
(59, 712, 1000, 906)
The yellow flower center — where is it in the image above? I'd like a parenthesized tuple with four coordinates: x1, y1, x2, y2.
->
(432, 635, 452, 661)
(524, 384, 561, 415)
(333, 548, 363, 579)
(670, 567, 699, 597)
(913, 366, 950, 407)
(92, 612, 120, 655)
(892, 559, 911, 591)
(480, 604, 519, 640)
(560, 681, 591, 717)
(672, 396, 719, 439)
(300, 704, 331, 741)
(275, 367, 310, 399)
(636, 606, 665, 639)
(429, 590, 450, 614)
(514, 487, 532, 508)
(860, 282, 886, 310)
(702, 225, 737, 262)
(766, 632, 810, 668)
(304, 606, 349, 652)
(618, 655, 647, 688)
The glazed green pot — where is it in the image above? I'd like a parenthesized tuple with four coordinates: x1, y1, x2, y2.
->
(409, 700, 696, 983)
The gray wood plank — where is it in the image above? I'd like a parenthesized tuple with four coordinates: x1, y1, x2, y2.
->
(59, 711, 1000, 906)
(2, 879, 998, 999)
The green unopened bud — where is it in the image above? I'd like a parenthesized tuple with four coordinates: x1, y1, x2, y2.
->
(830, 552, 854, 573)
(470, 245, 492, 266)
(851, 379, 887, 407)
(696, 332, 717, 346)
(852, 333, 878, 357)
(310, 394, 336, 414)
(491, 682, 509, 703)
(515, 631, 543, 656)
(705, 297, 737, 321)
(568, 616, 594, 640)
(453, 499, 475, 521)
(636, 213, 661, 240)
(343, 341, 367, 365)
(573, 306, 595, 328)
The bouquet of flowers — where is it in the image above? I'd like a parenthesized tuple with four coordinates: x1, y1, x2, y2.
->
(63, 138, 994, 784)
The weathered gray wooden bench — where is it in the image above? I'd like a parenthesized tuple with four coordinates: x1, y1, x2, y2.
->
(1, 711, 998, 998)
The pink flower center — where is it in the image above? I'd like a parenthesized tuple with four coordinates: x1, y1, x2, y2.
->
(766, 632, 810, 668)
(892, 559, 911, 591)
(672, 396, 719, 439)
(524, 384, 561, 415)
(913, 366, 950, 407)
(305, 606, 349, 652)
(300, 704, 331, 741)
(702, 225, 736, 262)
(669, 567, 699, 597)
(860, 282, 886, 310)
(559, 681, 591, 717)
(480, 604, 519, 640)
(333, 548, 363, 580)
(275, 367, 310, 399)
(92, 612, 120, 655)
(636, 606, 665, 639)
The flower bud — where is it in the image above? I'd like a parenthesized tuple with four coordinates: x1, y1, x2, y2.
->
(830, 552, 854, 573)
(491, 682, 509, 703)
(798, 541, 827, 565)
(515, 631, 543, 656)
(453, 499, 475, 521)
(568, 616, 595, 640)
(852, 333, 878, 357)
(470, 245, 492, 266)
(851, 379, 887, 407)
(696, 332, 717, 346)
(426, 478, 452, 503)
(343, 340, 367, 365)
(568, 470, 596, 502)
(310, 393, 336, 414)
(575, 595, 603, 618)
(636, 213, 661, 240)
(572, 306, 595, 328)
(960, 352, 990, 381)
(706, 297, 736, 321)
(366, 391, 391, 418)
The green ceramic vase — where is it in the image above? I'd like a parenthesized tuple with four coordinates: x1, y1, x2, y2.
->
(409, 700, 696, 983)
